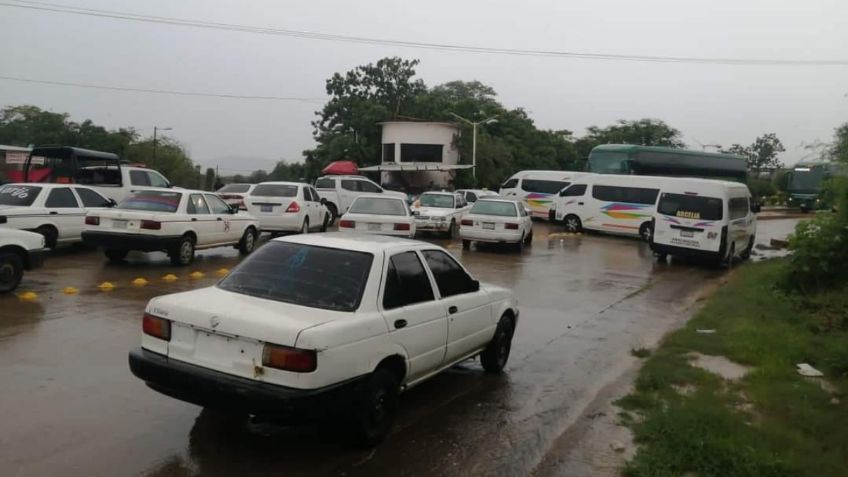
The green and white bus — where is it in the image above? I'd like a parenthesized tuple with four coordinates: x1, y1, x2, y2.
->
(587, 145, 747, 182)
(786, 161, 847, 211)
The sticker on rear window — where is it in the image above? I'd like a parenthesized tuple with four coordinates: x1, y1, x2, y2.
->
(676, 211, 701, 219)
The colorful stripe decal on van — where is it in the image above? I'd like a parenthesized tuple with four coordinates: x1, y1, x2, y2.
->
(525, 193, 553, 209)
(600, 203, 652, 220)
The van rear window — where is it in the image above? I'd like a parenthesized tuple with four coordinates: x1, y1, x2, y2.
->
(657, 193, 723, 221)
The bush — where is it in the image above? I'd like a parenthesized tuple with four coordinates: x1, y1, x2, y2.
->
(747, 178, 777, 200)
(785, 179, 848, 292)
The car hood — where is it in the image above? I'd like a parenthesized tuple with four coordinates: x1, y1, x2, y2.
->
(0, 227, 45, 248)
(382, 190, 407, 200)
(415, 207, 453, 217)
(147, 286, 350, 347)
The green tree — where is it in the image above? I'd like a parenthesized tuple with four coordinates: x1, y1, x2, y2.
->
(830, 123, 848, 164)
(125, 137, 198, 188)
(575, 119, 686, 160)
(750, 133, 785, 175)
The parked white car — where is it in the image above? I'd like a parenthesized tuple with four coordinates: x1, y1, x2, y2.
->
(216, 183, 256, 210)
(460, 198, 533, 251)
(338, 195, 416, 238)
(128, 233, 518, 446)
(0, 228, 47, 293)
(455, 189, 499, 203)
(314, 175, 407, 222)
(82, 189, 259, 265)
(651, 178, 759, 266)
(411, 192, 471, 238)
(244, 182, 329, 234)
(0, 183, 115, 248)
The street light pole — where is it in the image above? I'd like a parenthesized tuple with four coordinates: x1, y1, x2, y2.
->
(153, 126, 172, 163)
(449, 113, 497, 183)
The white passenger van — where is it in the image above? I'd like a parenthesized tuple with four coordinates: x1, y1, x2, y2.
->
(650, 178, 759, 265)
(550, 175, 674, 241)
(499, 171, 589, 219)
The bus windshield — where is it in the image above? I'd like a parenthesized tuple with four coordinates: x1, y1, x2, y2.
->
(657, 193, 723, 221)
(788, 167, 825, 192)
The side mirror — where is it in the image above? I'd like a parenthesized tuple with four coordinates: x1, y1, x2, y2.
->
(469, 279, 480, 292)
(107, 199, 117, 208)
(751, 202, 762, 214)
(320, 197, 327, 205)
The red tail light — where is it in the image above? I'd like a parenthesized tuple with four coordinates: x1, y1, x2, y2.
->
(262, 343, 317, 372)
(505, 223, 519, 230)
(285, 202, 301, 213)
(339, 219, 355, 228)
(142, 313, 171, 341)
(85, 216, 100, 226)
(140, 220, 161, 230)
(461, 219, 473, 226)
(394, 223, 411, 231)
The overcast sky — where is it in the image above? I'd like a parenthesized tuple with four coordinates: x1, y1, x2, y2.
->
(1, 0, 846, 173)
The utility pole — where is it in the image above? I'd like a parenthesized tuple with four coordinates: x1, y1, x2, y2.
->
(449, 112, 498, 182)
(153, 126, 172, 162)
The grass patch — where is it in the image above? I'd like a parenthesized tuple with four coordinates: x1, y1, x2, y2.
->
(620, 259, 848, 477)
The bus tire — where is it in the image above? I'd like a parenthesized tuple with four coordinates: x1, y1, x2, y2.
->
(740, 236, 754, 260)
(563, 215, 582, 233)
(639, 222, 653, 242)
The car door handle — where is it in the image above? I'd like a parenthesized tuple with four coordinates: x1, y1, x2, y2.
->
(49, 211, 58, 215)
(217, 217, 223, 221)
(394, 319, 407, 329)
(191, 218, 197, 222)
(578, 202, 584, 206)
(448, 306, 458, 314)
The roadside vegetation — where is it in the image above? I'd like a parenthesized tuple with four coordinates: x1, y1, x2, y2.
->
(619, 131, 848, 476)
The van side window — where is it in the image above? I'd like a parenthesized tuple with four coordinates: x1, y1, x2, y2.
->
(130, 170, 151, 186)
(522, 179, 569, 194)
(147, 171, 169, 188)
(592, 185, 659, 204)
(561, 184, 587, 197)
(383, 252, 435, 310)
(358, 180, 382, 193)
(341, 180, 358, 192)
(502, 179, 519, 189)
(315, 178, 335, 189)
(729, 197, 749, 220)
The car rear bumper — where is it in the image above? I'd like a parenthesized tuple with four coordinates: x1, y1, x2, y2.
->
(25, 247, 48, 270)
(253, 214, 304, 232)
(650, 241, 721, 260)
(82, 231, 182, 252)
(460, 228, 523, 243)
(128, 347, 365, 418)
(414, 220, 451, 231)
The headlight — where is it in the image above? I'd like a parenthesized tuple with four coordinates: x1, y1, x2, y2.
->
(435, 216, 447, 221)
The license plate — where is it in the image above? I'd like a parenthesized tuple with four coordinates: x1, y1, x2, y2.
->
(681, 230, 694, 238)
(483, 222, 495, 230)
(260, 205, 273, 212)
(367, 223, 382, 231)
(112, 219, 128, 229)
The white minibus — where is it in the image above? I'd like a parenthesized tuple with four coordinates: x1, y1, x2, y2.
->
(499, 171, 590, 219)
(650, 178, 759, 265)
(550, 174, 676, 241)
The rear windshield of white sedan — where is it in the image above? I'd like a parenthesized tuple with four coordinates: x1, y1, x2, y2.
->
(252, 184, 298, 197)
(118, 191, 182, 213)
(218, 242, 373, 312)
(349, 197, 408, 216)
(0, 185, 41, 206)
(470, 200, 517, 217)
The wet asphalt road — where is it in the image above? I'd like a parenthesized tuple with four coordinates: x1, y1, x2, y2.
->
(0, 220, 797, 477)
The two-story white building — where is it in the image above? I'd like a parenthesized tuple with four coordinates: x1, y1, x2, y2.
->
(359, 121, 470, 192)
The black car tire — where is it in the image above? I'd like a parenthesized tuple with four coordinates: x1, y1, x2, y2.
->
(170, 235, 195, 266)
(347, 368, 401, 448)
(104, 249, 129, 261)
(0, 251, 24, 293)
(481, 315, 515, 373)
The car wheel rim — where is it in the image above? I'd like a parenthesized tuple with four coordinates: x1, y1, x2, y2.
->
(245, 232, 254, 251)
(566, 218, 578, 231)
(497, 331, 510, 367)
(180, 241, 193, 262)
(642, 226, 652, 241)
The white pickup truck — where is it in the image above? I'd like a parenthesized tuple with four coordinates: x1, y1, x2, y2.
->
(314, 175, 406, 223)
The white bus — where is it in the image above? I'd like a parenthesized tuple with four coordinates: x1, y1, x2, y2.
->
(499, 170, 589, 219)
(550, 174, 672, 241)
(650, 178, 758, 266)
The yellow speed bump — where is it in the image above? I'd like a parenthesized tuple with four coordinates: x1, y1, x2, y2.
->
(131, 278, 149, 287)
(98, 281, 116, 291)
(17, 291, 38, 301)
(215, 268, 230, 277)
(161, 274, 178, 282)
(189, 271, 205, 280)
(61, 286, 79, 295)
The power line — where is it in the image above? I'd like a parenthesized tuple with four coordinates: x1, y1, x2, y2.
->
(0, 74, 326, 102)
(3, 0, 847, 67)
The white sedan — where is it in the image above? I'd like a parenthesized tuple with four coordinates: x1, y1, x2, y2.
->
(338, 195, 415, 238)
(455, 189, 499, 204)
(244, 182, 330, 234)
(0, 228, 47, 293)
(0, 183, 115, 248)
(82, 189, 259, 265)
(128, 233, 518, 446)
(460, 198, 533, 251)
(411, 192, 471, 238)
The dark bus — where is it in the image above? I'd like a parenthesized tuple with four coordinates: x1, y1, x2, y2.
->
(787, 161, 847, 211)
(587, 144, 747, 182)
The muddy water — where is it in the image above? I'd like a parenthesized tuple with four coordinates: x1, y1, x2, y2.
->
(0, 220, 798, 477)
